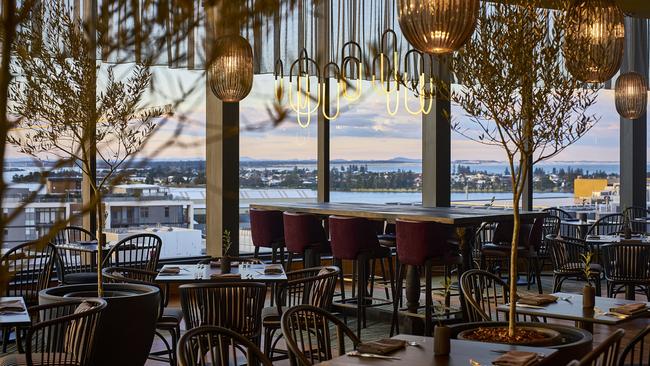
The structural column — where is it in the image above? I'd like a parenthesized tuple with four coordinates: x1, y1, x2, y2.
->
(316, 0, 330, 203)
(422, 55, 451, 207)
(620, 18, 648, 210)
(205, 5, 240, 256)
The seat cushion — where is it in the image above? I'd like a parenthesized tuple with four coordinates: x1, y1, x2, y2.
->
(262, 305, 286, 328)
(377, 234, 397, 247)
(559, 263, 602, 274)
(63, 272, 98, 285)
(481, 243, 529, 257)
(0, 353, 77, 366)
(161, 307, 183, 323)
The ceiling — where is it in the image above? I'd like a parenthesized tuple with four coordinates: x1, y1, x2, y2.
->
(498, 1, 650, 19)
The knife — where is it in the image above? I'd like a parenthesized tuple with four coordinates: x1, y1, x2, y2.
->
(347, 351, 401, 360)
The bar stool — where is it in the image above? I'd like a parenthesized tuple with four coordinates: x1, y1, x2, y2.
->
(282, 212, 331, 270)
(250, 208, 285, 265)
(329, 216, 395, 337)
(392, 219, 462, 336)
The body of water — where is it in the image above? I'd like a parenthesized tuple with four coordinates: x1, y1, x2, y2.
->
(330, 190, 573, 205)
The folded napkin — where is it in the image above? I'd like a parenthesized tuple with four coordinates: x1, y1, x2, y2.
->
(210, 273, 241, 279)
(610, 303, 647, 315)
(158, 266, 181, 275)
(517, 294, 558, 306)
(356, 339, 406, 355)
(264, 264, 284, 275)
(0, 299, 25, 313)
(492, 351, 539, 366)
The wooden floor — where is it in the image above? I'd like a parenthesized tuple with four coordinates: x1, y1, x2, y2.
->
(145, 272, 650, 365)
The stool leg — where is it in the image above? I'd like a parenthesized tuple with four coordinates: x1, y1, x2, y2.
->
(424, 260, 433, 336)
(254, 246, 260, 259)
(356, 258, 366, 337)
(369, 258, 376, 299)
(380, 257, 390, 299)
(286, 252, 294, 272)
(390, 264, 406, 336)
(271, 246, 277, 264)
(279, 246, 285, 267)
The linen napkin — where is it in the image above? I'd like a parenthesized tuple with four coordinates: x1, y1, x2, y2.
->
(0, 299, 25, 314)
(609, 303, 647, 315)
(356, 339, 406, 355)
(158, 266, 181, 275)
(264, 264, 284, 275)
(517, 294, 558, 306)
(210, 273, 241, 279)
(492, 351, 539, 366)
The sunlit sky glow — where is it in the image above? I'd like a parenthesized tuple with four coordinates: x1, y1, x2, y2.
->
(6, 66, 636, 163)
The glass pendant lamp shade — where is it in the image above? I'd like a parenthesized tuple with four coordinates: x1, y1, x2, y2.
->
(615, 72, 647, 120)
(565, 0, 625, 83)
(209, 35, 253, 102)
(397, 0, 479, 54)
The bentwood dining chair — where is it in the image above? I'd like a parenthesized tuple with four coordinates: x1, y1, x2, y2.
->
(601, 243, 650, 300)
(102, 266, 182, 365)
(180, 282, 267, 346)
(1, 241, 58, 306)
(281, 304, 361, 366)
(568, 328, 625, 366)
(0, 299, 107, 366)
(52, 226, 98, 285)
(548, 235, 602, 296)
(618, 324, 650, 366)
(586, 214, 626, 237)
(542, 207, 574, 220)
(460, 269, 510, 322)
(623, 206, 650, 234)
(177, 326, 272, 366)
(102, 233, 162, 272)
(262, 266, 339, 361)
(51, 226, 96, 246)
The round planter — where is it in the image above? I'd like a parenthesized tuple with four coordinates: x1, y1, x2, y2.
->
(449, 322, 592, 365)
(457, 326, 561, 347)
(40, 283, 160, 366)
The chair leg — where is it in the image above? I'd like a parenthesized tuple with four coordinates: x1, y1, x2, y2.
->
(286, 252, 294, 272)
(534, 258, 542, 294)
(379, 257, 390, 299)
(552, 275, 561, 293)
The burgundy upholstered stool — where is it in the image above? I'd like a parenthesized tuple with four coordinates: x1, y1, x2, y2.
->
(282, 212, 331, 270)
(392, 219, 462, 336)
(250, 208, 285, 265)
(329, 215, 395, 337)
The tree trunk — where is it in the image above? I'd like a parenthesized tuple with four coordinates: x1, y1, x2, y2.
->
(95, 192, 104, 297)
(508, 193, 520, 337)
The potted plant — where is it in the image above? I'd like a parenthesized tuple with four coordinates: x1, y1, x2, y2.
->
(449, 0, 599, 346)
(433, 276, 453, 357)
(7, 3, 175, 365)
(581, 252, 596, 309)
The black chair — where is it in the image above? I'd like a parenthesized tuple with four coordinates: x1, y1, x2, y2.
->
(601, 243, 650, 300)
(539, 215, 561, 268)
(51, 226, 95, 245)
(568, 328, 624, 366)
(1, 241, 58, 306)
(102, 266, 181, 365)
(623, 206, 650, 234)
(262, 266, 339, 361)
(102, 233, 162, 272)
(460, 269, 509, 322)
(281, 304, 361, 366)
(585, 214, 626, 237)
(548, 235, 601, 295)
(52, 226, 98, 285)
(177, 325, 272, 366)
(0, 299, 106, 366)
(180, 282, 266, 346)
(618, 324, 650, 366)
(543, 207, 573, 220)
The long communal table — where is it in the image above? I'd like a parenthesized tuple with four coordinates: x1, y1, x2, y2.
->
(250, 202, 545, 321)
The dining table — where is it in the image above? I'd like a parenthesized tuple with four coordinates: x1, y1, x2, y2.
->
(250, 202, 545, 322)
(559, 219, 594, 239)
(319, 334, 558, 366)
(496, 292, 650, 333)
(0, 297, 30, 328)
(155, 263, 288, 283)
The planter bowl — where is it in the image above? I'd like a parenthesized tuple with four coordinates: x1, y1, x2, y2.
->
(457, 326, 561, 347)
(40, 283, 160, 366)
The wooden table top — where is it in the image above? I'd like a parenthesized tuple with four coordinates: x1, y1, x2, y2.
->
(0, 297, 31, 328)
(155, 264, 288, 283)
(56, 241, 112, 253)
(320, 334, 557, 366)
(585, 234, 650, 244)
(496, 292, 650, 325)
(251, 202, 545, 226)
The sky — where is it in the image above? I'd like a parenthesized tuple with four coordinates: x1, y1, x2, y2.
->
(5, 65, 635, 163)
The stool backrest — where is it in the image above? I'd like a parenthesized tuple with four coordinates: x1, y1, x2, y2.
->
(250, 208, 284, 248)
(283, 212, 327, 254)
(396, 219, 448, 266)
(329, 216, 379, 260)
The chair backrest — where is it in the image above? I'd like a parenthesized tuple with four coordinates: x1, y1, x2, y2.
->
(177, 325, 272, 366)
(101, 266, 165, 319)
(623, 206, 650, 234)
(572, 328, 625, 366)
(542, 215, 561, 240)
(396, 219, 452, 266)
(180, 282, 266, 341)
(2, 241, 58, 306)
(275, 266, 339, 313)
(329, 216, 379, 260)
(618, 324, 650, 366)
(102, 233, 162, 271)
(283, 212, 328, 254)
(459, 269, 509, 322)
(281, 304, 361, 366)
(586, 214, 626, 236)
(525, 217, 545, 250)
(548, 235, 590, 274)
(25, 298, 107, 366)
(51, 226, 95, 245)
(250, 208, 285, 248)
(492, 221, 514, 245)
(601, 243, 650, 282)
(543, 207, 574, 220)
